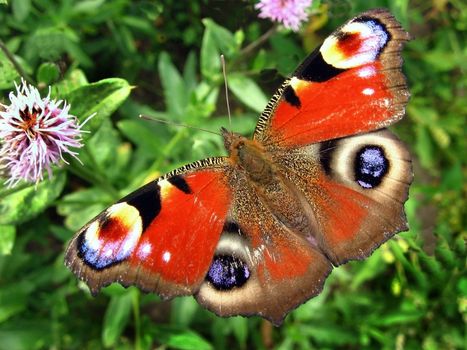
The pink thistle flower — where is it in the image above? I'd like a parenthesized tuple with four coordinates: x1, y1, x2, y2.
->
(0, 79, 91, 187)
(255, 0, 312, 31)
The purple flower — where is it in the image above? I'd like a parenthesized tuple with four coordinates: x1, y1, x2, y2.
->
(0, 79, 91, 187)
(255, 0, 312, 31)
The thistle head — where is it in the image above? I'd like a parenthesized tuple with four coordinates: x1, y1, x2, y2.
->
(0, 79, 91, 187)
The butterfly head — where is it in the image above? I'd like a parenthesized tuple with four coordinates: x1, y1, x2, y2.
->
(221, 127, 246, 156)
(220, 127, 276, 185)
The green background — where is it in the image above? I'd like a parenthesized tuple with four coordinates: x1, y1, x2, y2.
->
(0, 0, 465, 349)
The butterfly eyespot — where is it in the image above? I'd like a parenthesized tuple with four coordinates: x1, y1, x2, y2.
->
(320, 17, 389, 70)
(354, 145, 389, 189)
(206, 255, 250, 290)
(77, 203, 143, 270)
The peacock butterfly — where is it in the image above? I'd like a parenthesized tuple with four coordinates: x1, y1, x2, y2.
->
(65, 9, 413, 325)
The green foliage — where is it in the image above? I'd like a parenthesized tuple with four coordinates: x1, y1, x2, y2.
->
(0, 0, 465, 349)
(0, 173, 66, 225)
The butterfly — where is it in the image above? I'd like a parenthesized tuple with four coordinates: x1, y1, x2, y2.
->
(65, 9, 412, 325)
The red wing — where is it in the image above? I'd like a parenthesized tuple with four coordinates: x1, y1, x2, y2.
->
(254, 9, 410, 148)
(65, 158, 232, 297)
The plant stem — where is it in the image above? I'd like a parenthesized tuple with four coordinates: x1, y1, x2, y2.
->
(132, 289, 142, 350)
(237, 25, 278, 60)
(0, 39, 34, 84)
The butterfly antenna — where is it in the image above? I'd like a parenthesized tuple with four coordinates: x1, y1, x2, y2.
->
(221, 55, 232, 129)
(139, 115, 221, 136)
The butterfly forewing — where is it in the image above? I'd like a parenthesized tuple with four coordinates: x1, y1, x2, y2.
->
(254, 9, 410, 147)
(65, 157, 233, 297)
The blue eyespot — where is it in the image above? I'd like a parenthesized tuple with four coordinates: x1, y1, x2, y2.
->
(355, 146, 389, 188)
(206, 255, 250, 290)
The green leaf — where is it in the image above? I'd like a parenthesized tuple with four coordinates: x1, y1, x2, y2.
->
(117, 119, 163, 153)
(372, 311, 425, 326)
(158, 52, 188, 119)
(110, 23, 136, 55)
(0, 323, 52, 350)
(200, 28, 220, 81)
(171, 297, 198, 327)
(389, 240, 427, 289)
(149, 326, 213, 350)
(102, 290, 133, 347)
(230, 317, 248, 348)
(350, 249, 387, 289)
(424, 51, 464, 72)
(441, 162, 463, 191)
(202, 19, 237, 56)
(429, 124, 450, 148)
(121, 15, 154, 33)
(12, 0, 30, 21)
(183, 51, 198, 92)
(72, 0, 106, 14)
(305, 325, 357, 345)
(166, 330, 213, 350)
(270, 34, 303, 74)
(64, 78, 132, 133)
(85, 119, 121, 173)
(0, 225, 15, 255)
(25, 28, 69, 62)
(51, 69, 88, 96)
(57, 186, 111, 231)
(101, 284, 129, 297)
(415, 125, 434, 168)
(228, 73, 268, 113)
(0, 172, 66, 225)
(36, 62, 60, 85)
(389, 0, 409, 28)
(0, 281, 35, 323)
(0, 49, 20, 90)
(193, 81, 219, 116)
(62, 29, 93, 67)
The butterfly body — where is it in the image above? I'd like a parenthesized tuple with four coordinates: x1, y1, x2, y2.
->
(66, 9, 412, 325)
(224, 128, 315, 238)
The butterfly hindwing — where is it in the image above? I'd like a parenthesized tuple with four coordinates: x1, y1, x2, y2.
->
(195, 170, 332, 325)
(65, 158, 232, 297)
(270, 129, 412, 265)
(254, 9, 410, 147)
